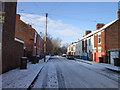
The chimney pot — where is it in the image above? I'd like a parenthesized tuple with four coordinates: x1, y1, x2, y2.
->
(85, 31, 91, 35)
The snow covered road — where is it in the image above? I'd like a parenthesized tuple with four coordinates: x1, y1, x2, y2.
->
(32, 56, 119, 89)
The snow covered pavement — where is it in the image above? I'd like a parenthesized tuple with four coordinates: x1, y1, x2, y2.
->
(1, 56, 51, 89)
(75, 59, 120, 82)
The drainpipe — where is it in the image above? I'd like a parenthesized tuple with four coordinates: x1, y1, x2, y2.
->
(0, 1, 5, 74)
(104, 29, 108, 63)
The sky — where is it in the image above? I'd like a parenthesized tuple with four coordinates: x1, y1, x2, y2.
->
(17, 2, 118, 45)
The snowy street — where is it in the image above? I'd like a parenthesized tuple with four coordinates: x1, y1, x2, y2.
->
(31, 56, 119, 89)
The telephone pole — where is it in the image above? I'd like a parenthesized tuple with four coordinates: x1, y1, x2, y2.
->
(44, 13, 48, 62)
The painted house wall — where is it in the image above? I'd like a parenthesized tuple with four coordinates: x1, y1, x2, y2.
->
(110, 51, 119, 64)
(79, 40, 83, 56)
(75, 41, 81, 55)
(87, 35, 94, 61)
(81, 34, 94, 60)
(67, 42, 78, 55)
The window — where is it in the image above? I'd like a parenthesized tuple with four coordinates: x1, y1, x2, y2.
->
(1, 2, 5, 12)
(89, 39, 91, 46)
(85, 40, 87, 52)
(98, 34, 101, 44)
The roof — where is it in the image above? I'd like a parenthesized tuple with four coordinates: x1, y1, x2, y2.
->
(81, 19, 119, 40)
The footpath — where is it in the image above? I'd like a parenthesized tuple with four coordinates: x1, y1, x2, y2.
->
(76, 59, 120, 72)
(75, 59, 120, 83)
(0, 56, 51, 89)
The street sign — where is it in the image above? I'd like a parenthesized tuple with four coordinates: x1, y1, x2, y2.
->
(0, 12, 5, 23)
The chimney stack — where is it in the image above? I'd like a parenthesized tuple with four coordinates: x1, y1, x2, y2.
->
(96, 23, 105, 30)
(16, 14, 20, 20)
(118, 9, 120, 19)
(85, 31, 91, 35)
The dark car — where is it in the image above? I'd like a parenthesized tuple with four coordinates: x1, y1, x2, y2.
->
(74, 55, 81, 59)
(51, 54, 54, 56)
(66, 55, 75, 60)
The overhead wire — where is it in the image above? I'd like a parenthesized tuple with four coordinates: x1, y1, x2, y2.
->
(33, 2, 46, 14)
(18, 2, 99, 32)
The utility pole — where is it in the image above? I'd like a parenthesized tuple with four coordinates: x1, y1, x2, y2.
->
(44, 13, 48, 62)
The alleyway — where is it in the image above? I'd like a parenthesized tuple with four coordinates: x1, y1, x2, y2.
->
(31, 56, 119, 88)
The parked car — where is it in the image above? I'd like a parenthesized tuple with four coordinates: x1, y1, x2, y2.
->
(66, 55, 75, 60)
(62, 54, 66, 57)
(74, 55, 81, 59)
(51, 54, 54, 56)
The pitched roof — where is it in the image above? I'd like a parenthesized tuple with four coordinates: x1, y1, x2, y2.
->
(81, 19, 119, 40)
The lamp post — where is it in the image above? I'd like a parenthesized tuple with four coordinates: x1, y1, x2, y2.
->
(44, 13, 48, 62)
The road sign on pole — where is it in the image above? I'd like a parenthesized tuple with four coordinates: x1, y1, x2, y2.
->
(0, 12, 5, 23)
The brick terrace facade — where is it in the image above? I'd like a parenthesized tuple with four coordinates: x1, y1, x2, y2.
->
(67, 9, 120, 64)
(15, 14, 44, 57)
(94, 19, 119, 63)
(15, 14, 35, 57)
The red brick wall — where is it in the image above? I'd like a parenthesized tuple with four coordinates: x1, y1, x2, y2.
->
(15, 14, 35, 57)
(118, 19, 120, 48)
(13, 40, 24, 68)
(2, 3, 24, 74)
(105, 20, 119, 50)
(33, 31, 44, 55)
(94, 31, 106, 62)
(94, 19, 119, 63)
(2, 2, 17, 73)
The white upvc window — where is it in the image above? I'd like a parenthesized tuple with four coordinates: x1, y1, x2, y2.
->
(34, 32, 37, 43)
(98, 33, 101, 44)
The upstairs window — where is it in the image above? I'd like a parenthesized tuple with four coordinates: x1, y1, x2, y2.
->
(98, 34, 101, 44)
(89, 39, 91, 46)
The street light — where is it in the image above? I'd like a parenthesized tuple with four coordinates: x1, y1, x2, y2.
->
(44, 13, 48, 62)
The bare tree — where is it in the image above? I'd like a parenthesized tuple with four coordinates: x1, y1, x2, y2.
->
(42, 33, 53, 55)
(52, 37, 62, 55)
(59, 43, 69, 55)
